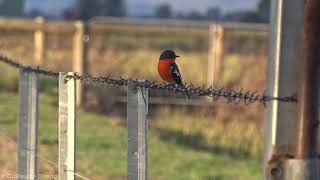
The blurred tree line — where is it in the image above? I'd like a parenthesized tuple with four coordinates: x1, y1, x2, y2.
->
(156, 0, 270, 22)
(224, 0, 270, 22)
(38, 0, 269, 23)
(64, 0, 126, 20)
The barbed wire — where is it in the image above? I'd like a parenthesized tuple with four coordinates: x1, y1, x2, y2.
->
(0, 129, 91, 180)
(0, 54, 297, 105)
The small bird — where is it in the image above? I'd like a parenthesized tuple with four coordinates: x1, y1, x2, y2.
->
(157, 49, 190, 99)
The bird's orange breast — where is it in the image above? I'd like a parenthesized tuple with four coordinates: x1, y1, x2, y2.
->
(157, 59, 175, 83)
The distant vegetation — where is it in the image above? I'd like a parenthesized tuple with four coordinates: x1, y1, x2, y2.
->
(0, 21, 267, 179)
(25, 0, 270, 23)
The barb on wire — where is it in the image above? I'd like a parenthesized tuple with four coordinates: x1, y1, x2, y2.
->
(0, 54, 298, 105)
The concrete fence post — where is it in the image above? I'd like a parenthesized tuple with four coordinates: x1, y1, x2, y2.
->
(59, 72, 76, 180)
(127, 80, 148, 180)
(17, 68, 39, 180)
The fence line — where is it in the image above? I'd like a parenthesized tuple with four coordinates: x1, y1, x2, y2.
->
(0, 52, 297, 180)
(0, 54, 297, 105)
(91, 16, 261, 29)
(0, 17, 269, 106)
(0, 17, 268, 34)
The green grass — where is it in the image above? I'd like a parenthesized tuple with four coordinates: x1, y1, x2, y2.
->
(0, 91, 262, 180)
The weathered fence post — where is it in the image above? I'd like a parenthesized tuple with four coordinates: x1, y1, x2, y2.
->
(59, 72, 76, 180)
(17, 68, 39, 180)
(207, 24, 224, 88)
(34, 17, 45, 65)
(264, 0, 320, 179)
(73, 21, 89, 107)
(127, 80, 148, 180)
(291, 0, 320, 179)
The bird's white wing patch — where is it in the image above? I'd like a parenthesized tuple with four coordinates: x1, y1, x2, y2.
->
(170, 66, 181, 78)
(170, 63, 183, 85)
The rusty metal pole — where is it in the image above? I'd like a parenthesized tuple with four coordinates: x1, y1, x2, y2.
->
(264, 0, 320, 179)
(284, 0, 320, 179)
(295, 0, 320, 160)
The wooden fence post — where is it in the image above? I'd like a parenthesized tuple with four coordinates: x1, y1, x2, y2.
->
(207, 24, 224, 88)
(127, 80, 148, 180)
(17, 68, 39, 180)
(73, 21, 89, 107)
(59, 72, 76, 180)
(34, 17, 45, 65)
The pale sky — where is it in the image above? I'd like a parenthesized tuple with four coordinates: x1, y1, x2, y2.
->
(25, 0, 259, 16)
(127, 0, 258, 13)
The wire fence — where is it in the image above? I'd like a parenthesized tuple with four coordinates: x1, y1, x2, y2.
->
(0, 129, 91, 180)
(0, 53, 297, 180)
(0, 54, 297, 105)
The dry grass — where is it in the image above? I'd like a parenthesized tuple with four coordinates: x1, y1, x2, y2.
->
(152, 107, 264, 158)
(0, 136, 17, 177)
(0, 28, 267, 85)
(0, 24, 268, 179)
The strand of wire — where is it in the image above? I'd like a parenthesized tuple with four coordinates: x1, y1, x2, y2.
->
(0, 129, 58, 169)
(0, 54, 297, 105)
(0, 129, 91, 180)
(67, 170, 91, 180)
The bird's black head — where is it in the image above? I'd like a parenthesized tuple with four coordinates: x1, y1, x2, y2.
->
(159, 49, 180, 60)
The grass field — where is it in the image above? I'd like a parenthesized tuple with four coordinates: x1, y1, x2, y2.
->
(0, 64, 264, 179)
(0, 24, 267, 179)
(0, 90, 262, 180)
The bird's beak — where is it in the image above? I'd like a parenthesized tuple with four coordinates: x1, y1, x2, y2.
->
(175, 55, 180, 58)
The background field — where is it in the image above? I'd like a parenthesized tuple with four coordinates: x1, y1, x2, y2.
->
(0, 23, 268, 179)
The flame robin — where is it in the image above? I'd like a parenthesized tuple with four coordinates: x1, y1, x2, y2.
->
(157, 49, 190, 99)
